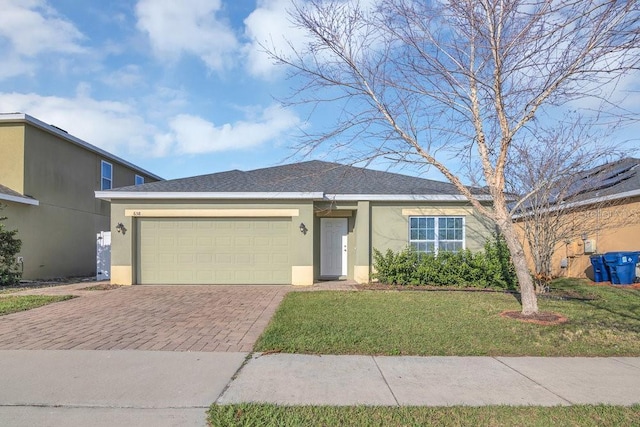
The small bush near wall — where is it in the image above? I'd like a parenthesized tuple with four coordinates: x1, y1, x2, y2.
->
(0, 214, 22, 286)
(373, 234, 517, 290)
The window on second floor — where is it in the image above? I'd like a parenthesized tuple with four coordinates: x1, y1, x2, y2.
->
(101, 161, 112, 190)
(409, 216, 465, 254)
(135, 175, 145, 185)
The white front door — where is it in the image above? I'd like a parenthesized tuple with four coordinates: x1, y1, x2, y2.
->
(320, 218, 348, 277)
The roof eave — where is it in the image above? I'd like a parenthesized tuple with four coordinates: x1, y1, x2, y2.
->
(512, 188, 640, 219)
(326, 194, 492, 202)
(0, 194, 40, 206)
(95, 191, 492, 202)
(95, 191, 326, 201)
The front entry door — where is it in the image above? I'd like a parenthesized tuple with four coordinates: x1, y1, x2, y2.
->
(320, 218, 348, 277)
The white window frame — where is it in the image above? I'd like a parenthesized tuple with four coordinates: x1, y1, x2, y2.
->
(135, 174, 145, 186)
(101, 161, 113, 190)
(408, 216, 465, 254)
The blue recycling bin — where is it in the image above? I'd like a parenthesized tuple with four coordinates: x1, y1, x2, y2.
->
(589, 254, 610, 282)
(603, 252, 639, 285)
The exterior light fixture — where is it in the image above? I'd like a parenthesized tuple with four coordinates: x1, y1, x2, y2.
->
(581, 233, 588, 241)
(299, 222, 308, 235)
(115, 222, 127, 235)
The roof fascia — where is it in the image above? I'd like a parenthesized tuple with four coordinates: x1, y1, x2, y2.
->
(0, 113, 162, 181)
(0, 193, 40, 206)
(512, 188, 640, 219)
(95, 191, 492, 202)
(95, 191, 325, 201)
(326, 194, 493, 202)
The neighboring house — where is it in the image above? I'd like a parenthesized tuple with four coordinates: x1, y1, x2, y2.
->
(0, 113, 162, 279)
(96, 161, 494, 286)
(516, 157, 640, 279)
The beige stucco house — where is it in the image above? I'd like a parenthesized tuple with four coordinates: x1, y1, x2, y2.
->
(0, 113, 162, 279)
(551, 159, 640, 279)
(96, 161, 494, 286)
(516, 157, 640, 280)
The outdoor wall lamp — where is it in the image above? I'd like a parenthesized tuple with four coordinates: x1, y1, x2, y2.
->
(299, 222, 308, 235)
(581, 233, 588, 240)
(115, 222, 127, 235)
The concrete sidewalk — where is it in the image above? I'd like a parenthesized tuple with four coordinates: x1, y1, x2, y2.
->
(1, 352, 638, 426)
(0, 350, 248, 427)
(218, 353, 640, 406)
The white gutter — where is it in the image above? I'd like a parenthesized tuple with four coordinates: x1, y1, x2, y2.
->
(0, 113, 163, 181)
(326, 194, 493, 202)
(95, 191, 325, 201)
(512, 188, 640, 219)
(0, 193, 39, 206)
(96, 191, 492, 202)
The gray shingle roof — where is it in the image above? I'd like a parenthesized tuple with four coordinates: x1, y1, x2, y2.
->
(109, 160, 474, 195)
(563, 157, 640, 203)
(0, 184, 24, 198)
(514, 157, 640, 213)
(0, 183, 38, 205)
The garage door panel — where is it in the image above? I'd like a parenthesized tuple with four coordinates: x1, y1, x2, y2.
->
(272, 253, 289, 264)
(235, 236, 252, 246)
(197, 253, 212, 263)
(138, 218, 291, 285)
(235, 253, 252, 264)
(216, 236, 232, 246)
(178, 236, 195, 246)
(215, 270, 234, 282)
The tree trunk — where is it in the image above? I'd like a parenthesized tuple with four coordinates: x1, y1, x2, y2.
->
(496, 215, 539, 316)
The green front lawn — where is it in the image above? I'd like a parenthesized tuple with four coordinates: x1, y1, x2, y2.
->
(208, 404, 640, 427)
(0, 295, 74, 315)
(255, 279, 640, 356)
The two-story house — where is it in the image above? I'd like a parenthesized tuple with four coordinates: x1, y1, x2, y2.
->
(0, 113, 162, 280)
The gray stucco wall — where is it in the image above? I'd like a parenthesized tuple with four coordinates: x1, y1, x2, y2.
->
(1, 122, 160, 279)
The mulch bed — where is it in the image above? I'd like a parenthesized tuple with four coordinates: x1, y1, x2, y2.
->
(500, 310, 568, 326)
(356, 283, 512, 293)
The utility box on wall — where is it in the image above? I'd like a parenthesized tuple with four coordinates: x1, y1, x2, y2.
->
(584, 239, 596, 254)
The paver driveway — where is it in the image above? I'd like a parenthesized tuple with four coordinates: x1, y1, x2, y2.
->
(0, 285, 289, 352)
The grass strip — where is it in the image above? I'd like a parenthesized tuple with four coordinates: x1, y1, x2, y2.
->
(0, 295, 74, 315)
(255, 279, 640, 356)
(208, 404, 640, 427)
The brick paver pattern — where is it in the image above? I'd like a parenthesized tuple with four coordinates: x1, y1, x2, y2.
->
(0, 285, 289, 352)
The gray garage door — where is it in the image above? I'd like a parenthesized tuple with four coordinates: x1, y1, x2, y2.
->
(137, 218, 292, 284)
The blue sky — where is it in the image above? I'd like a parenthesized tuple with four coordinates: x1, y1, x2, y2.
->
(0, 0, 638, 182)
(0, 0, 322, 180)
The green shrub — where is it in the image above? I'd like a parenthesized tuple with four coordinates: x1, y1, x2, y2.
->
(0, 213, 22, 286)
(372, 233, 517, 290)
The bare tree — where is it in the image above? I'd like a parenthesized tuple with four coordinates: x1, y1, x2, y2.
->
(507, 124, 629, 293)
(270, 0, 639, 315)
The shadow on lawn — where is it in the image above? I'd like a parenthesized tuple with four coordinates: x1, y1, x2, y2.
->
(580, 290, 640, 327)
(554, 286, 640, 334)
(507, 283, 639, 333)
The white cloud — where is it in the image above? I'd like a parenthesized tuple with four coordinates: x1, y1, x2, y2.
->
(135, 0, 238, 72)
(0, 91, 300, 157)
(0, 91, 154, 155)
(167, 104, 300, 154)
(242, 0, 383, 80)
(0, 0, 84, 80)
(243, 0, 307, 79)
(0, 0, 84, 57)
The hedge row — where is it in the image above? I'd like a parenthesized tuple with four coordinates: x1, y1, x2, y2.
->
(372, 235, 517, 290)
